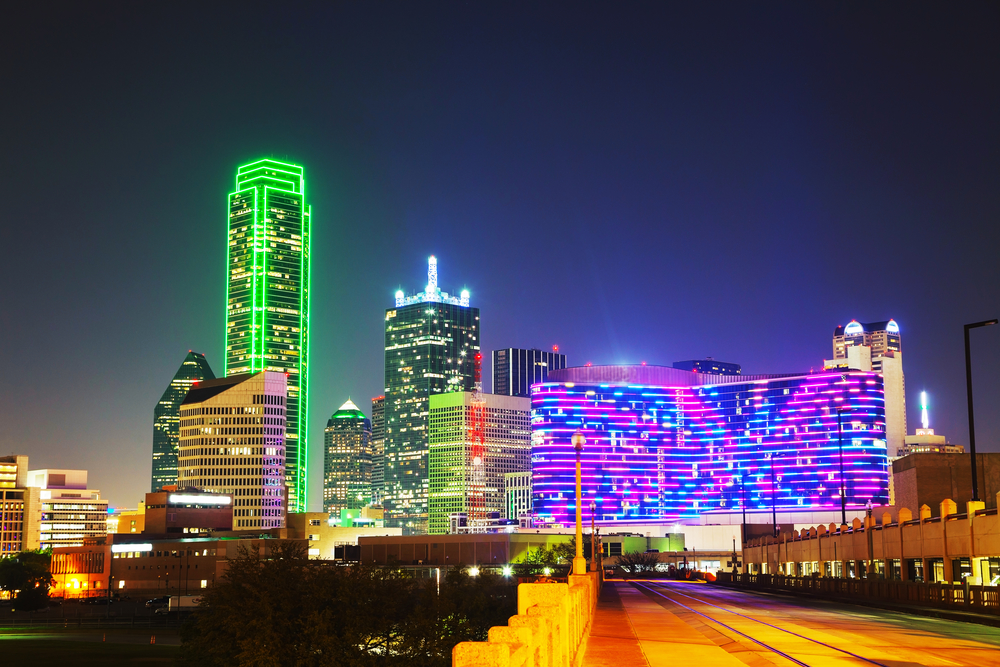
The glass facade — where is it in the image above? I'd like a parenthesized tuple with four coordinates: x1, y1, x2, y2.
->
(225, 159, 311, 512)
(493, 348, 567, 398)
(384, 257, 479, 532)
(531, 371, 890, 526)
(323, 400, 372, 517)
(152, 351, 215, 492)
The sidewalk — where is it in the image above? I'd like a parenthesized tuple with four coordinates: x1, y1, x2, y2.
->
(582, 582, 746, 667)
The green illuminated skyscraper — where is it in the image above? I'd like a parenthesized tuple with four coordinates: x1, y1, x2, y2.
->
(152, 351, 215, 492)
(225, 159, 311, 512)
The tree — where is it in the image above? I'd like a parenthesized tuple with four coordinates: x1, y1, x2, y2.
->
(616, 550, 661, 576)
(0, 550, 54, 610)
(178, 542, 516, 667)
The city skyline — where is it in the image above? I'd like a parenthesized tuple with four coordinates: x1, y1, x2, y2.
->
(3, 4, 998, 512)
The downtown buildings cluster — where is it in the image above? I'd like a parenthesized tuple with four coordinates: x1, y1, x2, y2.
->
(3, 159, 970, 569)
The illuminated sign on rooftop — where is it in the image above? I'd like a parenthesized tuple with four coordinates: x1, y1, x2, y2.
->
(168, 494, 231, 506)
(111, 543, 152, 553)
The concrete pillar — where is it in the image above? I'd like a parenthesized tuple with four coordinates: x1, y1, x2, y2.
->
(940, 499, 957, 584)
(898, 508, 912, 581)
(967, 500, 986, 585)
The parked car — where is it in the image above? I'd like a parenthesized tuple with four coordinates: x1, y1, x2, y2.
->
(153, 606, 170, 616)
(145, 596, 170, 608)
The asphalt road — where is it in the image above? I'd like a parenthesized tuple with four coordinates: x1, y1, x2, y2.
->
(585, 581, 1000, 667)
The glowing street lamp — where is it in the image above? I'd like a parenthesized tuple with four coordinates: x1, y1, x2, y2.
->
(571, 430, 586, 575)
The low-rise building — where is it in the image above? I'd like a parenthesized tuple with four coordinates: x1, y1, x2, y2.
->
(28, 469, 107, 550)
(50, 534, 308, 599)
(285, 512, 401, 559)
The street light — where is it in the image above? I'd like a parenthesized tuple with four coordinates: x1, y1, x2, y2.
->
(767, 454, 779, 538)
(571, 429, 586, 576)
(865, 499, 874, 578)
(965, 319, 998, 502)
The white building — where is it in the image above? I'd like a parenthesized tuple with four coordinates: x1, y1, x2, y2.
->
(826, 319, 906, 458)
(177, 372, 288, 530)
(27, 469, 108, 550)
(504, 471, 532, 521)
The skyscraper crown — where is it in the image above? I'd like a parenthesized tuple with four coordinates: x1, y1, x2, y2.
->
(395, 256, 470, 307)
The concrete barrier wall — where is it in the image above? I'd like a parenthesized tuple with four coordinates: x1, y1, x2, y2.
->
(452, 572, 599, 667)
(742, 494, 1000, 585)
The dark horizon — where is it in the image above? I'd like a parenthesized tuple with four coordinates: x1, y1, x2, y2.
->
(2, 2, 998, 509)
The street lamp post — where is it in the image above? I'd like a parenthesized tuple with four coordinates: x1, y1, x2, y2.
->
(589, 500, 597, 572)
(738, 472, 748, 547)
(571, 430, 586, 576)
(964, 319, 997, 502)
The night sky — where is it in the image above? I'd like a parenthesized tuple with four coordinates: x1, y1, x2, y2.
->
(3, 3, 998, 510)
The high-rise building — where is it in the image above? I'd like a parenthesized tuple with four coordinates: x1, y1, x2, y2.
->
(0, 455, 40, 556)
(492, 348, 567, 397)
(672, 358, 741, 376)
(152, 351, 215, 492)
(323, 399, 372, 517)
(177, 372, 288, 529)
(225, 159, 311, 513)
(384, 256, 479, 532)
(827, 319, 906, 458)
(427, 392, 531, 534)
(28, 470, 108, 550)
(370, 396, 385, 504)
(531, 365, 890, 527)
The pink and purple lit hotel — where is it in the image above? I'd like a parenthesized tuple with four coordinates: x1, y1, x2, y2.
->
(530, 365, 890, 527)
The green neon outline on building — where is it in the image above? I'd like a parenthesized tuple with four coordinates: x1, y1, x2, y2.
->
(225, 159, 311, 511)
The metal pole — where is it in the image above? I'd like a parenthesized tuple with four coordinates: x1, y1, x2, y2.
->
(740, 474, 747, 547)
(590, 501, 597, 572)
(770, 456, 777, 538)
(838, 410, 847, 526)
(964, 320, 997, 501)
(571, 430, 586, 575)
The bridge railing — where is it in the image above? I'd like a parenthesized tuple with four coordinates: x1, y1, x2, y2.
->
(452, 571, 599, 667)
(716, 573, 1000, 614)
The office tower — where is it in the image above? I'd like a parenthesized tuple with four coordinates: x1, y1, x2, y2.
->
(827, 319, 906, 457)
(177, 372, 288, 529)
(492, 347, 567, 397)
(427, 392, 531, 534)
(531, 365, 890, 527)
(370, 396, 385, 504)
(152, 351, 215, 492)
(323, 399, 372, 517)
(384, 256, 479, 532)
(225, 159, 311, 513)
(672, 358, 741, 376)
(27, 470, 109, 549)
(0, 455, 40, 555)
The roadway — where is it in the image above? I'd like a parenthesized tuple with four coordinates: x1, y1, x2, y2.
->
(584, 580, 1000, 667)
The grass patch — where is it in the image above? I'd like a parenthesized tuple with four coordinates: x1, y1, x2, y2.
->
(0, 637, 178, 664)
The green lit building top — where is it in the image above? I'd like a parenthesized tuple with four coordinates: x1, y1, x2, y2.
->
(152, 351, 215, 491)
(225, 159, 311, 512)
(323, 399, 372, 517)
(384, 256, 479, 533)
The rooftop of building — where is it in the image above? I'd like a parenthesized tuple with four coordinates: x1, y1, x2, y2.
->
(327, 399, 367, 425)
(834, 319, 900, 336)
(181, 372, 256, 404)
(393, 256, 470, 308)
